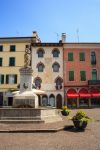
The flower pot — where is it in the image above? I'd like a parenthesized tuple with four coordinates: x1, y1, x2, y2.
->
(61, 110, 69, 116)
(73, 120, 87, 130)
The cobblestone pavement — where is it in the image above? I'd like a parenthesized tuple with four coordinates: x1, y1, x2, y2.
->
(0, 108, 100, 150)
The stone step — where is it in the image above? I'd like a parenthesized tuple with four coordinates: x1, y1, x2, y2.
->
(0, 117, 42, 120)
(0, 120, 45, 123)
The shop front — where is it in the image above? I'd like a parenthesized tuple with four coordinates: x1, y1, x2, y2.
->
(66, 88, 100, 108)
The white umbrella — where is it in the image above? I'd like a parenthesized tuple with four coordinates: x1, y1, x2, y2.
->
(12, 89, 46, 95)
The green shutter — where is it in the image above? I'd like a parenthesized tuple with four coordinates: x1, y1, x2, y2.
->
(69, 71, 74, 81)
(0, 58, 2, 66)
(0, 45, 3, 51)
(80, 53, 85, 61)
(1, 75, 4, 84)
(6, 75, 9, 84)
(68, 53, 73, 61)
(10, 45, 16, 51)
(9, 57, 15, 66)
(80, 71, 86, 81)
(14, 75, 17, 84)
(92, 69, 97, 80)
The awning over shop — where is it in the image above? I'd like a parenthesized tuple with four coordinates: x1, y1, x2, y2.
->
(67, 88, 100, 99)
(67, 89, 79, 98)
(90, 89, 100, 98)
(91, 92, 100, 98)
(67, 93, 79, 98)
(79, 88, 91, 98)
(79, 93, 91, 98)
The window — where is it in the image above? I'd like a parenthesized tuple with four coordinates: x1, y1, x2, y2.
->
(42, 95, 48, 106)
(68, 52, 73, 61)
(69, 71, 74, 81)
(0, 45, 3, 51)
(34, 77, 42, 89)
(79, 52, 85, 61)
(52, 62, 60, 72)
(55, 77, 63, 89)
(9, 57, 15, 66)
(52, 49, 60, 57)
(10, 45, 16, 52)
(92, 69, 97, 80)
(0, 75, 4, 84)
(91, 51, 96, 65)
(37, 48, 44, 57)
(37, 63, 45, 72)
(0, 58, 2, 66)
(49, 94, 55, 107)
(6, 74, 17, 84)
(80, 71, 86, 81)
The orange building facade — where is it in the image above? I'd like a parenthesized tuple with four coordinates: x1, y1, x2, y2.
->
(63, 43, 100, 108)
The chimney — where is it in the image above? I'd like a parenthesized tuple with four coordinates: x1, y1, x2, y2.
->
(32, 31, 41, 43)
(61, 33, 66, 43)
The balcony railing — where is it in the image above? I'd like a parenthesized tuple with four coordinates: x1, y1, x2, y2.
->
(88, 80, 100, 85)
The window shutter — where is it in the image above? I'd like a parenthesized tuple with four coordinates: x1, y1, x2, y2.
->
(1, 75, 4, 84)
(80, 71, 86, 81)
(9, 57, 15, 66)
(0, 45, 3, 51)
(68, 53, 73, 61)
(0, 58, 2, 66)
(6, 75, 9, 84)
(14, 75, 17, 84)
(69, 71, 74, 81)
(80, 53, 85, 61)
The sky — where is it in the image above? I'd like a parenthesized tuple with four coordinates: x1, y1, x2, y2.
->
(0, 0, 100, 42)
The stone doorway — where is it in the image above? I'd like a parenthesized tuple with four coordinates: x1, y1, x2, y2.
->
(56, 94, 62, 109)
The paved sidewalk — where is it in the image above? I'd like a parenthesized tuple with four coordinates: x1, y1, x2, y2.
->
(0, 108, 100, 150)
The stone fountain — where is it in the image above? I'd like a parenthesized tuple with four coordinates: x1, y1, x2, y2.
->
(0, 46, 62, 123)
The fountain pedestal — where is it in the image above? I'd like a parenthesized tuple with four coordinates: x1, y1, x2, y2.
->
(13, 67, 38, 108)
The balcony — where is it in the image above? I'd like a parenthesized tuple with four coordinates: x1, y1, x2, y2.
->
(88, 80, 100, 85)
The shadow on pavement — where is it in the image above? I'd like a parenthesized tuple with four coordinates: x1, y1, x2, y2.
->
(63, 125, 86, 132)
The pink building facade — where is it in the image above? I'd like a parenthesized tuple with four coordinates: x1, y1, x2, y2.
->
(63, 43, 100, 108)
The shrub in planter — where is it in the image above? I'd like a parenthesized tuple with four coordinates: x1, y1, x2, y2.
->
(61, 106, 71, 116)
(71, 110, 92, 130)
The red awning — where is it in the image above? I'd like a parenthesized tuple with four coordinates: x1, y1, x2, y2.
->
(91, 93, 100, 98)
(79, 93, 91, 98)
(67, 93, 79, 98)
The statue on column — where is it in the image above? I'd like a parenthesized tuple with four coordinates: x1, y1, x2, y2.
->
(24, 45, 31, 68)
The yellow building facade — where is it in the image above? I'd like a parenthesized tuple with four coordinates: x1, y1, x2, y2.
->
(0, 37, 33, 106)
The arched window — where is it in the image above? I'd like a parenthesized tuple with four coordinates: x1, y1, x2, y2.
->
(55, 77, 63, 90)
(52, 48, 60, 57)
(34, 77, 42, 89)
(52, 62, 60, 72)
(92, 69, 97, 80)
(49, 94, 55, 107)
(42, 95, 48, 106)
(37, 62, 45, 72)
(37, 48, 45, 57)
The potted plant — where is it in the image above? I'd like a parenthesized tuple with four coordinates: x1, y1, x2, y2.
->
(61, 105, 71, 116)
(71, 110, 92, 130)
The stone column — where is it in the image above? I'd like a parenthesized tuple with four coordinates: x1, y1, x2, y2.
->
(88, 98, 91, 108)
(77, 98, 79, 108)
